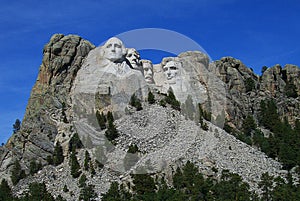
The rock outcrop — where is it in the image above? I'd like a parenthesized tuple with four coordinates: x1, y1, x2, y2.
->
(0, 34, 299, 200)
(0, 34, 94, 182)
(210, 57, 300, 129)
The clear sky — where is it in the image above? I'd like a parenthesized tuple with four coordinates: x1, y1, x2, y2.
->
(0, 0, 299, 144)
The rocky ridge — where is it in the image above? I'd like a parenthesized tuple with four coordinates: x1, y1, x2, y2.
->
(211, 57, 300, 128)
(0, 34, 299, 200)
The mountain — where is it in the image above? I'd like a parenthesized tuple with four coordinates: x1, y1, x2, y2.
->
(0, 34, 299, 200)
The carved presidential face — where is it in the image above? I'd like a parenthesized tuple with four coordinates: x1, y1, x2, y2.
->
(142, 61, 154, 84)
(163, 61, 178, 82)
(103, 37, 125, 62)
(126, 48, 141, 69)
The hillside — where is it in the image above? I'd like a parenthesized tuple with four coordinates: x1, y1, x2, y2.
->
(0, 34, 299, 200)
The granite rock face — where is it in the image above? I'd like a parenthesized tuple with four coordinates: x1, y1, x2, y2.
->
(0, 34, 299, 200)
(210, 57, 300, 129)
(0, 34, 94, 182)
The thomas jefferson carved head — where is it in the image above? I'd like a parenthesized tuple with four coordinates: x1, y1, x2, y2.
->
(103, 37, 127, 62)
(142, 60, 154, 84)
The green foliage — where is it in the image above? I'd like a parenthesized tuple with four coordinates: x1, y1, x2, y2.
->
(53, 142, 64, 166)
(90, 162, 96, 176)
(21, 182, 55, 201)
(159, 99, 166, 107)
(69, 151, 81, 178)
(56, 195, 66, 201)
(102, 161, 258, 201)
(261, 66, 268, 74)
(198, 103, 211, 122)
(0, 179, 13, 201)
(96, 111, 107, 130)
(101, 182, 131, 201)
(132, 173, 156, 196)
(46, 155, 54, 165)
(256, 99, 300, 169)
(106, 111, 114, 122)
(129, 93, 143, 111)
(271, 173, 300, 200)
(84, 151, 91, 171)
(259, 99, 280, 131)
(13, 119, 21, 134)
(210, 170, 251, 201)
(198, 103, 211, 130)
(245, 77, 255, 92)
(69, 133, 83, 153)
(63, 184, 69, 192)
(79, 184, 97, 201)
(224, 121, 233, 134)
(29, 160, 42, 175)
(173, 161, 209, 200)
(147, 90, 155, 104)
(201, 122, 209, 131)
(237, 132, 252, 145)
(164, 89, 181, 111)
(105, 120, 119, 145)
(79, 174, 87, 188)
(285, 79, 298, 98)
(242, 115, 257, 136)
(128, 144, 139, 154)
(11, 160, 26, 185)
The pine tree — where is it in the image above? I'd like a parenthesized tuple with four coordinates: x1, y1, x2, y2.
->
(259, 173, 274, 201)
(165, 89, 180, 111)
(285, 79, 298, 98)
(53, 141, 64, 166)
(261, 66, 268, 74)
(13, 119, 21, 134)
(79, 174, 87, 188)
(101, 182, 122, 201)
(96, 111, 107, 130)
(242, 115, 257, 136)
(63, 184, 69, 192)
(132, 174, 156, 195)
(69, 151, 81, 178)
(84, 150, 91, 171)
(130, 93, 143, 111)
(69, 133, 83, 153)
(127, 144, 139, 154)
(25, 182, 55, 201)
(0, 179, 13, 201)
(79, 185, 97, 201)
(105, 119, 119, 145)
(11, 160, 26, 185)
(244, 77, 255, 92)
(147, 90, 155, 104)
(29, 160, 42, 175)
(107, 111, 114, 123)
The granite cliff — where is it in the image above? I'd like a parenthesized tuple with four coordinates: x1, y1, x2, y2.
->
(0, 34, 299, 200)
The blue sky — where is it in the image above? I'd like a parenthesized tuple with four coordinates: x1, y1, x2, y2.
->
(0, 0, 299, 144)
